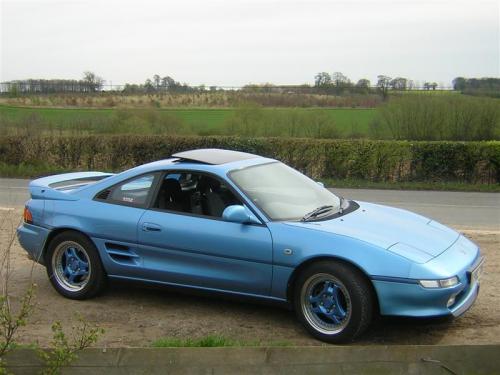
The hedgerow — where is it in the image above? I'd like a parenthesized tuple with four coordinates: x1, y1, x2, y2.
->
(0, 136, 498, 184)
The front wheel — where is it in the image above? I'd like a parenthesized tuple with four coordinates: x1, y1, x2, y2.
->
(293, 261, 374, 343)
(45, 231, 106, 299)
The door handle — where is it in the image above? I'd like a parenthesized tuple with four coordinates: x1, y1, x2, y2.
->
(142, 222, 162, 232)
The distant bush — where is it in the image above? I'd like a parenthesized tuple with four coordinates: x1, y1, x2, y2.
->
(222, 105, 341, 138)
(371, 95, 500, 141)
(95, 109, 187, 135)
(1, 92, 381, 109)
(0, 136, 497, 184)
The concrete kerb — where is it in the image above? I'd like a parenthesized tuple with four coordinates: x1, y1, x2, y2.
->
(5, 344, 500, 374)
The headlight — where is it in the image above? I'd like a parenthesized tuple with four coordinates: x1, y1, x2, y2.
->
(419, 276, 459, 288)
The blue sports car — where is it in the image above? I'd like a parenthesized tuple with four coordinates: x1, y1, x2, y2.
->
(17, 149, 484, 343)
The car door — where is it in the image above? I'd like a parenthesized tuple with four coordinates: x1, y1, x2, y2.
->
(135, 171, 274, 296)
(86, 173, 160, 277)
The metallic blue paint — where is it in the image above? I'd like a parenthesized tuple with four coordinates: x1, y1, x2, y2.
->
(60, 246, 90, 284)
(309, 281, 348, 324)
(17, 222, 49, 262)
(222, 205, 261, 224)
(17, 153, 483, 319)
(137, 209, 272, 295)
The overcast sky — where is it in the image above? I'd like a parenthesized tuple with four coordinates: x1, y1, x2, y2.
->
(1, 0, 498, 87)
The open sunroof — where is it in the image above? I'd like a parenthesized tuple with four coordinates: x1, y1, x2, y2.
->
(172, 148, 260, 165)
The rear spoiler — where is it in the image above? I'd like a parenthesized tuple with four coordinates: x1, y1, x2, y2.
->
(29, 172, 114, 201)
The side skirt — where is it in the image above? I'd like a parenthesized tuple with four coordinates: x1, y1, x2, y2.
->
(108, 274, 291, 309)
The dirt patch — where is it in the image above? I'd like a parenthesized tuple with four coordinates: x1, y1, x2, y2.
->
(2, 210, 498, 347)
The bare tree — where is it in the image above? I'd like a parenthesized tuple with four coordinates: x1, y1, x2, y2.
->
(390, 77, 408, 91)
(331, 72, 350, 88)
(356, 79, 371, 89)
(314, 72, 332, 87)
(82, 71, 104, 92)
(377, 75, 392, 99)
(153, 75, 161, 90)
(161, 76, 180, 92)
(144, 79, 154, 93)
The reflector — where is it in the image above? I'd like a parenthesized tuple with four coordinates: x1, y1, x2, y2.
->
(23, 207, 33, 224)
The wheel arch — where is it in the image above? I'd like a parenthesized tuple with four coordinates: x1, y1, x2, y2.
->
(286, 256, 380, 313)
(42, 227, 97, 263)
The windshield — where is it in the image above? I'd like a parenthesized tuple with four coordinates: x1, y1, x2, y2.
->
(229, 162, 340, 221)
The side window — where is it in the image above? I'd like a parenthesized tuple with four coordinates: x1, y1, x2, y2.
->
(107, 174, 156, 207)
(154, 172, 241, 218)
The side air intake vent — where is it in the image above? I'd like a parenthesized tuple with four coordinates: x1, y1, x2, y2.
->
(95, 189, 111, 200)
(104, 243, 140, 265)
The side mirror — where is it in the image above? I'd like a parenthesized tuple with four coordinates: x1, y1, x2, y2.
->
(316, 181, 325, 188)
(222, 205, 261, 225)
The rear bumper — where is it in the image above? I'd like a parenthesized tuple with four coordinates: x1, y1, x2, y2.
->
(17, 223, 50, 264)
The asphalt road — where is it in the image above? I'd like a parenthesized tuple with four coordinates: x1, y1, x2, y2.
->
(0, 178, 498, 230)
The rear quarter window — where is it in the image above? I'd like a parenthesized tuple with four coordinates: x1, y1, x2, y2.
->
(107, 174, 156, 206)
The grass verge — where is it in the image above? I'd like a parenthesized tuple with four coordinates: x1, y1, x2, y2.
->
(0, 162, 68, 178)
(324, 178, 500, 192)
(151, 335, 292, 348)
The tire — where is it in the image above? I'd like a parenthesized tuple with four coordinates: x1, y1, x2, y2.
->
(45, 231, 106, 300)
(293, 261, 373, 343)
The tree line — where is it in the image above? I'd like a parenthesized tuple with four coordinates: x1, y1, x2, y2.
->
(122, 75, 210, 94)
(452, 77, 500, 98)
(313, 72, 441, 96)
(2, 72, 104, 94)
(2, 71, 498, 97)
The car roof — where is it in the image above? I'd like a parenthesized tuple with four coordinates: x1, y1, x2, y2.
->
(172, 148, 261, 165)
(75, 149, 276, 198)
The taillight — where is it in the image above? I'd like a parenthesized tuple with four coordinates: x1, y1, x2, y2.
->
(23, 207, 33, 224)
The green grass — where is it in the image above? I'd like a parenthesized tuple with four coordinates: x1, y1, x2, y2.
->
(151, 335, 292, 348)
(0, 162, 68, 178)
(0, 105, 376, 138)
(165, 108, 232, 128)
(324, 178, 500, 192)
(169, 107, 375, 135)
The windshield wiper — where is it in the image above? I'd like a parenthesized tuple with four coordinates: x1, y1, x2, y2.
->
(339, 196, 345, 214)
(301, 205, 335, 222)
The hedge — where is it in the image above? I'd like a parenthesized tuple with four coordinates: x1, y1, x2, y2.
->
(0, 136, 498, 184)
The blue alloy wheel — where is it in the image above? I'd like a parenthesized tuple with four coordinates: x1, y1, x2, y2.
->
(52, 241, 91, 292)
(301, 273, 351, 334)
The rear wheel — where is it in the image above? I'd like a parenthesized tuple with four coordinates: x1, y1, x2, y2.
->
(45, 231, 106, 299)
(293, 261, 373, 343)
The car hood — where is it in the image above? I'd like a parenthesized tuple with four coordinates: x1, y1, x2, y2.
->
(284, 201, 460, 263)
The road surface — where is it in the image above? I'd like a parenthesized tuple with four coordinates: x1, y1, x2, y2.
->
(0, 178, 498, 230)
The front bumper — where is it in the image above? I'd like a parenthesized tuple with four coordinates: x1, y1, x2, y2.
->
(17, 223, 50, 264)
(373, 278, 480, 317)
(373, 233, 483, 318)
(373, 253, 483, 318)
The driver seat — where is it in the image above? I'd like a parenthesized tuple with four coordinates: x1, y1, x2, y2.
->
(198, 177, 226, 217)
(157, 178, 184, 211)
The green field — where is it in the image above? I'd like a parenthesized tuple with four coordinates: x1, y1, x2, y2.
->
(0, 105, 376, 138)
(1, 93, 497, 140)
